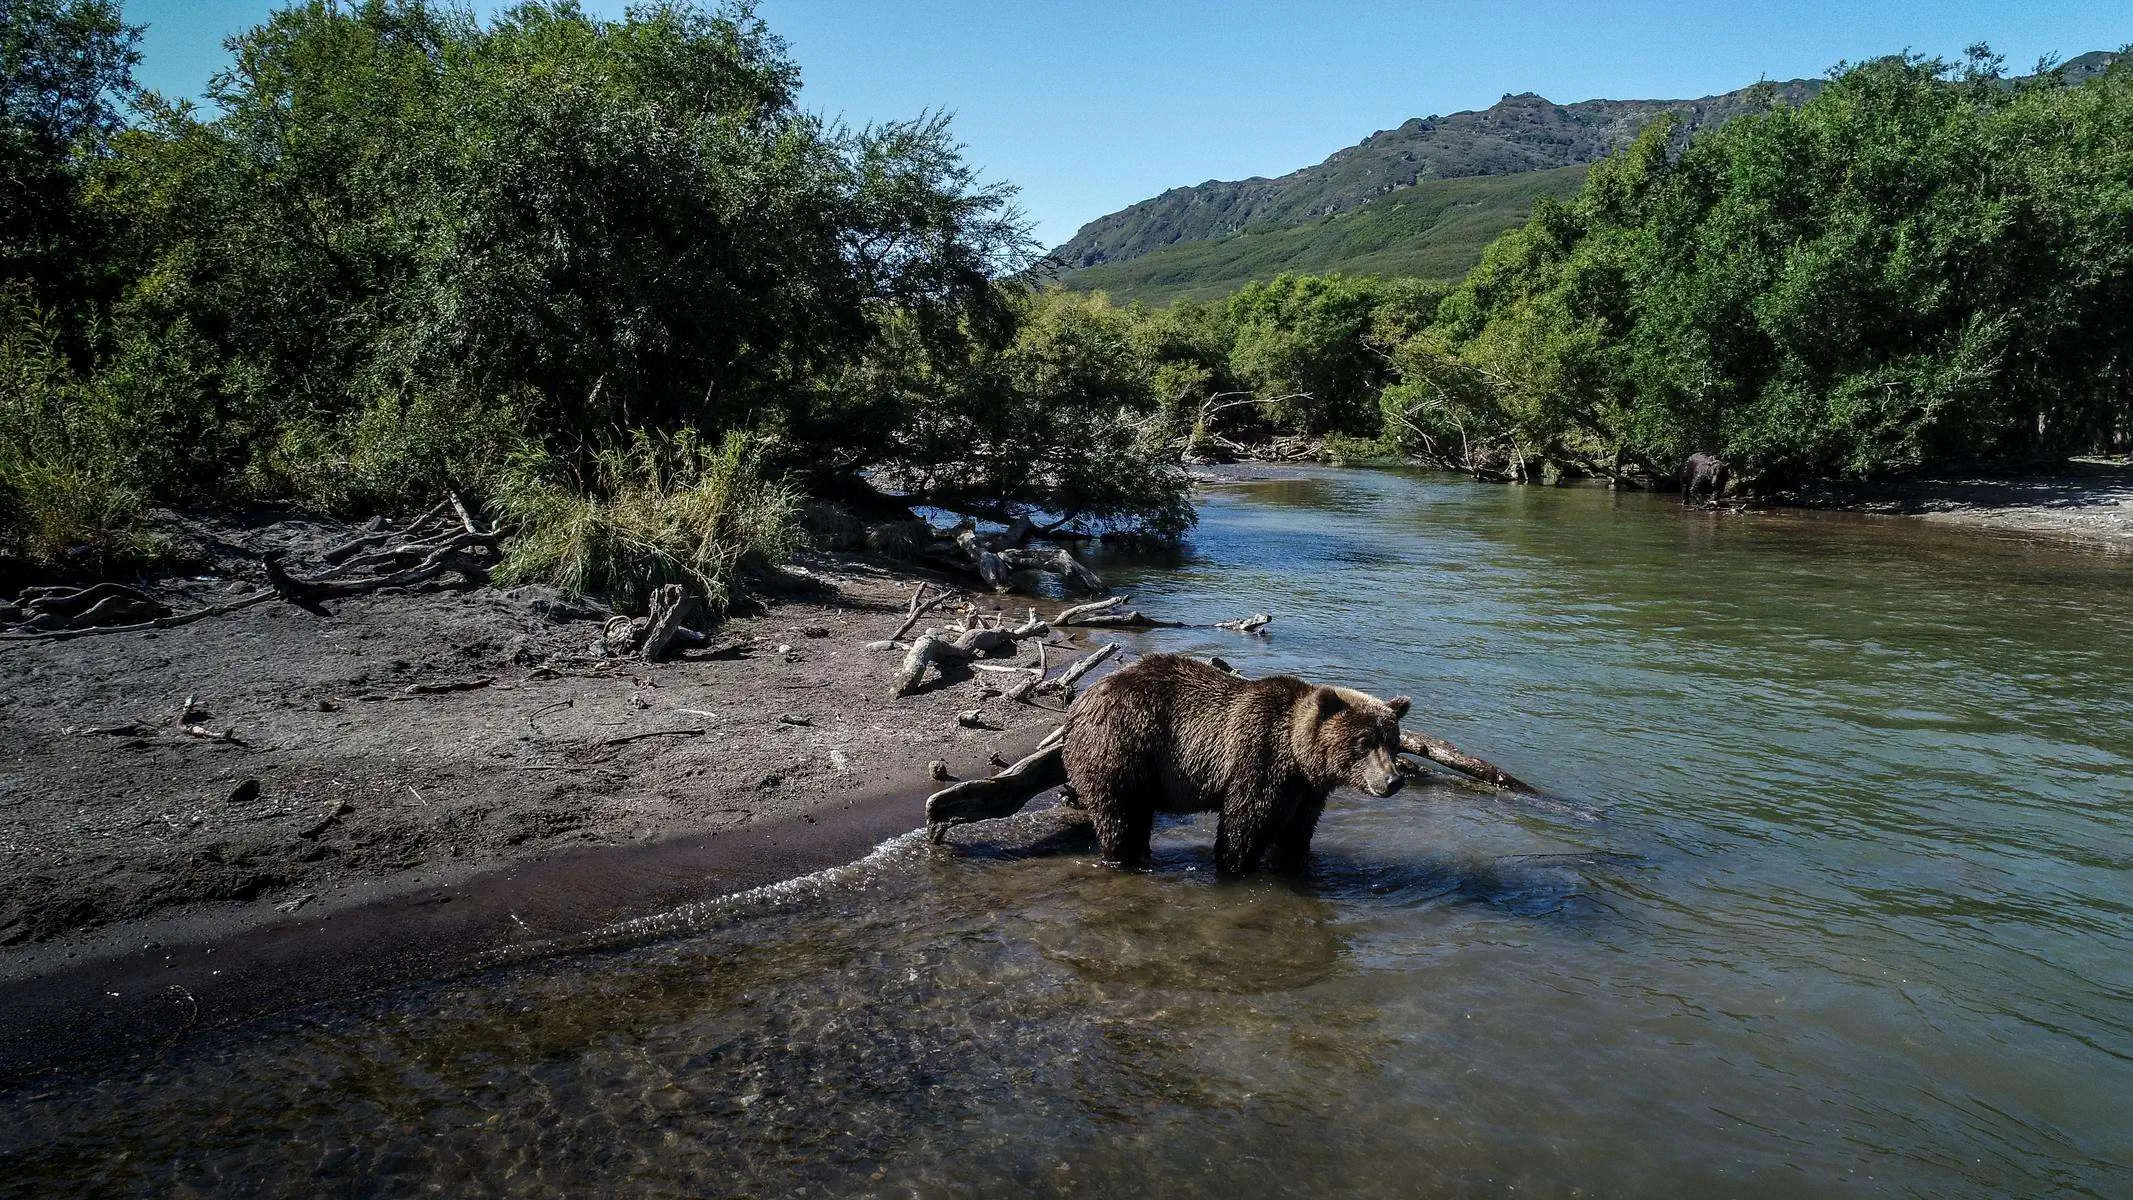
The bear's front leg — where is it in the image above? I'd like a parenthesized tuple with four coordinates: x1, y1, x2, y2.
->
(1267, 795, 1325, 874)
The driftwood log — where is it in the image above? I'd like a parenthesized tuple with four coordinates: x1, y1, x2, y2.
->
(1037, 641, 1117, 696)
(922, 651, 1546, 835)
(924, 722, 1547, 838)
(267, 533, 493, 602)
(0, 590, 276, 645)
(1398, 730, 1538, 795)
(936, 519, 1106, 594)
(893, 612, 1052, 696)
(1048, 595, 1272, 633)
(926, 737, 1068, 840)
(636, 584, 704, 661)
(890, 582, 960, 642)
(998, 547, 1104, 592)
(10, 582, 170, 628)
(2, 491, 498, 647)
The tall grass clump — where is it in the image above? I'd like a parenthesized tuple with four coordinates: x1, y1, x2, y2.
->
(0, 299, 147, 569)
(495, 430, 803, 614)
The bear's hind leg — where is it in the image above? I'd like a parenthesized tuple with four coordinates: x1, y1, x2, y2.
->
(1084, 781, 1156, 867)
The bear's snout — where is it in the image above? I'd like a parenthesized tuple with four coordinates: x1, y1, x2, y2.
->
(1358, 754, 1406, 798)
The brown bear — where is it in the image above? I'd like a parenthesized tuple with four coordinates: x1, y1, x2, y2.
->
(1061, 654, 1410, 874)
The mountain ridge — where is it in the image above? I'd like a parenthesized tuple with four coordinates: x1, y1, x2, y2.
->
(1050, 78, 1822, 272)
(1051, 49, 2123, 294)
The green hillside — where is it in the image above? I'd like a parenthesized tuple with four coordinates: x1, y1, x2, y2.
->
(1060, 165, 1588, 305)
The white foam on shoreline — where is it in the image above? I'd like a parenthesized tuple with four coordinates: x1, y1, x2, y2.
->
(489, 827, 938, 966)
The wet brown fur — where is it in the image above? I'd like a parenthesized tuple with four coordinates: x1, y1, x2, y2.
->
(1061, 654, 1409, 874)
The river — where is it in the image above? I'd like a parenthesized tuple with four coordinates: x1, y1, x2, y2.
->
(5, 466, 2131, 1197)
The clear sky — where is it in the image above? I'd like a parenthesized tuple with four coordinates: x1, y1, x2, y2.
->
(129, 1, 2133, 250)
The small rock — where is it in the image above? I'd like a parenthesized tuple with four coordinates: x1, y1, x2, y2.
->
(775, 643, 793, 655)
(928, 760, 951, 781)
(797, 625, 831, 639)
(779, 713, 812, 726)
(227, 779, 261, 805)
(990, 753, 1011, 769)
(757, 772, 784, 789)
(275, 892, 315, 914)
(316, 698, 340, 712)
(955, 709, 997, 730)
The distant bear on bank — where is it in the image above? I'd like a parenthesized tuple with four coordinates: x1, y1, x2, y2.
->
(1061, 654, 1410, 874)
(1680, 452, 1730, 505)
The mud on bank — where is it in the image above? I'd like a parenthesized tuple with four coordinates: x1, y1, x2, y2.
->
(0, 513, 1072, 974)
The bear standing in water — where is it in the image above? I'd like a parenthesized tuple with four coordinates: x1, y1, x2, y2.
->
(1062, 654, 1410, 874)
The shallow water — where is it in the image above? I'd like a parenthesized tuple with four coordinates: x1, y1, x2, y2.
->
(7, 468, 2133, 1198)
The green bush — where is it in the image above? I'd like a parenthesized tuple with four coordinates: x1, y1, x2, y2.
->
(263, 390, 533, 514)
(494, 429, 802, 614)
(1399, 50, 2133, 481)
(0, 296, 146, 568)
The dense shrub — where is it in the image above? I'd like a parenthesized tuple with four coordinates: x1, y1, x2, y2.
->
(0, 296, 144, 567)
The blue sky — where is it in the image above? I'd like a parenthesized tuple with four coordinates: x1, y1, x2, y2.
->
(130, 1, 2133, 250)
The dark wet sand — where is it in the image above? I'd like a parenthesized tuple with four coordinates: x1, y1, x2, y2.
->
(0, 723, 1054, 1084)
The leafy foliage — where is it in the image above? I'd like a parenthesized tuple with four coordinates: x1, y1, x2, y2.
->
(0, 294, 145, 567)
(0, 0, 139, 347)
(1392, 50, 2133, 481)
(0, 0, 1194, 592)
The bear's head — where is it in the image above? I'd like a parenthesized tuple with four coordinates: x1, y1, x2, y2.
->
(1302, 687, 1411, 798)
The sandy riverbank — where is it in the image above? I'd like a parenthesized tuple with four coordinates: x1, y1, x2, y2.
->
(0, 513, 1078, 1007)
(1772, 459, 2133, 548)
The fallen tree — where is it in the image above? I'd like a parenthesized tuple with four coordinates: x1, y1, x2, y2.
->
(1398, 730, 1538, 795)
(928, 518, 1106, 595)
(1048, 595, 1272, 633)
(927, 726, 1068, 840)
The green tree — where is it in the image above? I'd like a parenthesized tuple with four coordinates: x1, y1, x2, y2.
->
(1394, 50, 2133, 484)
(0, 0, 140, 341)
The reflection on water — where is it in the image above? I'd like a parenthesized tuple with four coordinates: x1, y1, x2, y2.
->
(6, 467, 2133, 1198)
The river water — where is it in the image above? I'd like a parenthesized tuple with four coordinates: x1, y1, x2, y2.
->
(6, 467, 2132, 1197)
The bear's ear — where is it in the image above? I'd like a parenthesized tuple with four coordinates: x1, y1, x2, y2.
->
(1388, 696, 1410, 720)
(1314, 688, 1347, 722)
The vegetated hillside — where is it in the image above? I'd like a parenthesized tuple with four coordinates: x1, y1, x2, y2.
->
(1053, 49, 2124, 303)
(1053, 80, 1821, 273)
(1064, 166, 1588, 306)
